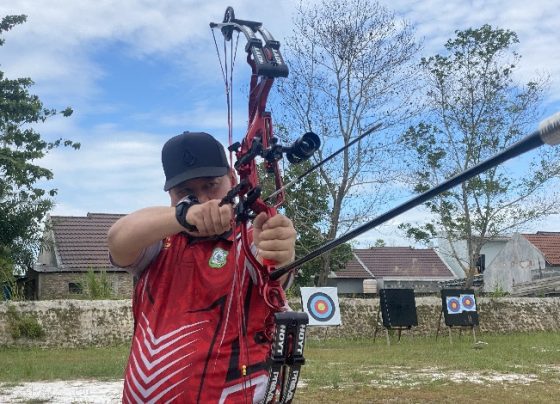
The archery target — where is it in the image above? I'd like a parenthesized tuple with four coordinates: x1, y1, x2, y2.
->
(300, 287, 341, 326)
(446, 296, 462, 314)
(441, 289, 479, 326)
(379, 288, 418, 328)
(460, 294, 477, 312)
(308, 293, 335, 320)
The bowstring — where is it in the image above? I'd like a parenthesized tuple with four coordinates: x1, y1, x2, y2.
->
(211, 26, 252, 403)
(229, 32, 254, 404)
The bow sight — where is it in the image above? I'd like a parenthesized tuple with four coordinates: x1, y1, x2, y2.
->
(230, 131, 320, 173)
(285, 132, 321, 164)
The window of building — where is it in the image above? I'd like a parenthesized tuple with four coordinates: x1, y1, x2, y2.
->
(476, 254, 486, 273)
(69, 282, 83, 294)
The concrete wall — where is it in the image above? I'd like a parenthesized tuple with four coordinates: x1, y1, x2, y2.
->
(300, 296, 560, 339)
(437, 237, 508, 278)
(0, 300, 134, 347)
(1, 297, 559, 347)
(484, 234, 546, 293)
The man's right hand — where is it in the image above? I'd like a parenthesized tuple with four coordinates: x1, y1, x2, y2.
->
(185, 200, 233, 237)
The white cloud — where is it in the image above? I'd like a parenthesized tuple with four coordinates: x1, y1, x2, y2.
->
(391, 0, 560, 107)
(37, 128, 167, 215)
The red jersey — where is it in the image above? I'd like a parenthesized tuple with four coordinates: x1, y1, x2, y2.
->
(122, 232, 275, 403)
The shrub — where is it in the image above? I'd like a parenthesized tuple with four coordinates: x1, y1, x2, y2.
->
(490, 284, 508, 298)
(6, 305, 45, 339)
(83, 269, 114, 299)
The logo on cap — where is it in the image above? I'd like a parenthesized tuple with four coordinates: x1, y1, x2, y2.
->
(183, 150, 196, 167)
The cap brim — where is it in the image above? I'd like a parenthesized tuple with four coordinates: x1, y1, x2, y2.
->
(163, 166, 229, 191)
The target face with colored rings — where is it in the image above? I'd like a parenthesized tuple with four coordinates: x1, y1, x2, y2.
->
(461, 294, 476, 311)
(446, 296, 461, 314)
(307, 292, 336, 321)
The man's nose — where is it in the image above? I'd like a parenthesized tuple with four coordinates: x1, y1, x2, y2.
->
(196, 193, 210, 203)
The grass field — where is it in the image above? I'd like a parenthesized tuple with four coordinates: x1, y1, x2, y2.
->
(1, 331, 559, 402)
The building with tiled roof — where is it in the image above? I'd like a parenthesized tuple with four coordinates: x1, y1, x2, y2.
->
(483, 232, 560, 294)
(31, 213, 133, 299)
(521, 232, 560, 266)
(330, 247, 455, 294)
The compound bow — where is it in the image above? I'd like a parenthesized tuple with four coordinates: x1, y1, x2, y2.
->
(211, 6, 319, 403)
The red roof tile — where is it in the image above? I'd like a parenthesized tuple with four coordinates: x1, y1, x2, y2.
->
(522, 232, 560, 266)
(48, 213, 125, 271)
(335, 247, 454, 279)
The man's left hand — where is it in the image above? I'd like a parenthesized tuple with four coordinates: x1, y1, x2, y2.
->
(253, 213, 296, 268)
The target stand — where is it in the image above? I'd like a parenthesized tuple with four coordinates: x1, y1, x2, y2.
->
(373, 289, 418, 345)
(436, 289, 479, 344)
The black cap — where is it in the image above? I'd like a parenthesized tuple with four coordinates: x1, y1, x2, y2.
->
(161, 131, 228, 191)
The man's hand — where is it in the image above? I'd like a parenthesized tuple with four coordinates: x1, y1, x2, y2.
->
(253, 212, 296, 268)
(185, 200, 233, 237)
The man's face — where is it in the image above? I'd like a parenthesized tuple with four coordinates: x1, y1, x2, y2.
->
(169, 175, 232, 206)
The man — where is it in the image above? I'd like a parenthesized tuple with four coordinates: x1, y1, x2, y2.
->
(108, 131, 297, 403)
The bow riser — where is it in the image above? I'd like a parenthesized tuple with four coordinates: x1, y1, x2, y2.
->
(239, 223, 286, 311)
(235, 116, 286, 208)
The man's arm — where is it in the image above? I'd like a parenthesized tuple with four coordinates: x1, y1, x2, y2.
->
(108, 201, 235, 268)
(108, 207, 183, 268)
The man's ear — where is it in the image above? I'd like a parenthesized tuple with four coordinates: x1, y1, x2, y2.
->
(169, 190, 177, 207)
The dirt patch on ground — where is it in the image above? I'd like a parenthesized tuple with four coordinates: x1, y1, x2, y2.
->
(0, 380, 123, 403)
(365, 366, 539, 387)
(0, 367, 552, 403)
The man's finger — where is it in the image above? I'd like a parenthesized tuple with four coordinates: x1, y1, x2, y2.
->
(256, 226, 296, 241)
(219, 204, 233, 230)
(253, 212, 269, 231)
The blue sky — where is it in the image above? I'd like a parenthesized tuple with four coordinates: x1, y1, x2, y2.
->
(1, 0, 559, 246)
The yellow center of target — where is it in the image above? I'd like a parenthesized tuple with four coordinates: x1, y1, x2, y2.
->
(317, 302, 326, 311)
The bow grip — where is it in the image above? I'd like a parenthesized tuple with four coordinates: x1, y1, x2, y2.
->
(262, 258, 277, 267)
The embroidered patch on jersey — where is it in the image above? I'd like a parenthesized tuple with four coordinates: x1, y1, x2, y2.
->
(163, 237, 172, 249)
(209, 247, 229, 268)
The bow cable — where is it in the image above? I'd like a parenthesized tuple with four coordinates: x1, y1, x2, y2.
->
(212, 22, 253, 403)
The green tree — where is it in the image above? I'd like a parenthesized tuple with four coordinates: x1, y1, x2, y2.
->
(280, 160, 352, 288)
(400, 25, 558, 285)
(372, 239, 386, 248)
(277, 0, 421, 286)
(0, 15, 79, 281)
